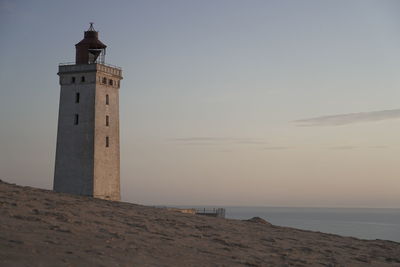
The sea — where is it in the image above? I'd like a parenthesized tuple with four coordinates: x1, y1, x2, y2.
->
(224, 207, 400, 243)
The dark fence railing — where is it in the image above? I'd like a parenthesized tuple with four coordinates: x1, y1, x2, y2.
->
(59, 62, 122, 70)
(195, 208, 226, 218)
(156, 206, 226, 218)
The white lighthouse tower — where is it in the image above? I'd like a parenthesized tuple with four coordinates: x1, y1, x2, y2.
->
(54, 24, 122, 201)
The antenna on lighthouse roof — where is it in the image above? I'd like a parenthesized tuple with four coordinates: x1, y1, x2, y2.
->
(88, 22, 95, 31)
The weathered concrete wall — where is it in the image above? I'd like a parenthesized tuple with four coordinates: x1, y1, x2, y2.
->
(93, 69, 121, 201)
(54, 64, 122, 201)
(54, 70, 96, 196)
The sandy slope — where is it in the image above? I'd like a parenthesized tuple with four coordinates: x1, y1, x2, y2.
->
(0, 180, 399, 266)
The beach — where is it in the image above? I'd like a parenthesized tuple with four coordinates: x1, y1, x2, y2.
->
(1, 180, 399, 266)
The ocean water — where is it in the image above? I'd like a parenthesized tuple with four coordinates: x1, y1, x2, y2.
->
(225, 207, 400, 243)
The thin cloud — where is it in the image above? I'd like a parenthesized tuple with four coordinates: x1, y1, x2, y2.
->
(178, 142, 221, 146)
(329, 146, 357, 150)
(329, 145, 390, 150)
(262, 146, 292, 150)
(368, 145, 388, 149)
(169, 137, 267, 145)
(294, 109, 400, 126)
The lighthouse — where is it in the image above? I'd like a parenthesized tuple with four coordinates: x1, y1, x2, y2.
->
(54, 24, 122, 201)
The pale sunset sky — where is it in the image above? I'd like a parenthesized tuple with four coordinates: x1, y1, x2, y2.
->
(1, 0, 400, 207)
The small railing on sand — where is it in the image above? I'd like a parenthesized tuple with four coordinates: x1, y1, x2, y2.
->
(195, 208, 225, 218)
(157, 206, 226, 218)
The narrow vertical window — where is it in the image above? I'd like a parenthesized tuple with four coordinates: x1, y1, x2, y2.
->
(74, 114, 79, 125)
(109, 79, 113, 86)
(106, 136, 109, 147)
(102, 77, 107, 84)
(81, 76, 85, 82)
(106, 94, 109, 105)
(106, 115, 109, 126)
(75, 92, 80, 103)
(71, 77, 76, 83)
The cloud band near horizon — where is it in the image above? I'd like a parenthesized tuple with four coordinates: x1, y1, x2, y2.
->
(169, 137, 267, 145)
(295, 109, 400, 126)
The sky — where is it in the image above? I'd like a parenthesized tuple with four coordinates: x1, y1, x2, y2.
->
(1, 0, 400, 208)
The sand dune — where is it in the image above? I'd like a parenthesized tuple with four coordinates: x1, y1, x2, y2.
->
(1, 180, 399, 266)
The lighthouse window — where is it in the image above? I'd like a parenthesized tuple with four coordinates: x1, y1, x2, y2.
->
(74, 114, 79, 125)
(102, 77, 107, 84)
(106, 115, 109, 126)
(71, 77, 76, 83)
(106, 94, 109, 105)
(109, 79, 113, 86)
(81, 76, 85, 82)
(106, 136, 109, 147)
(75, 92, 80, 103)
